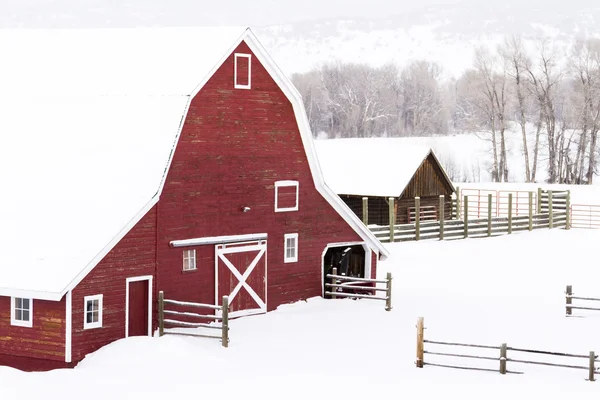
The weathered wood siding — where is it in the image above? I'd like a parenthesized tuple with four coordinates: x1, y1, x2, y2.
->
(156, 40, 374, 311)
(0, 296, 65, 370)
(70, 206, 157, 363)
(395, 196, 453, 224)
(399, 153, 454, 199)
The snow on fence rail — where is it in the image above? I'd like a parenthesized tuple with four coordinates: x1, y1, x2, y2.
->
(415, 317, 599, 381)
(369, 190, 568, 243)
(325, 267, 392, 311)
(158, 291, 229, 347)
(565, 285, 600, 316)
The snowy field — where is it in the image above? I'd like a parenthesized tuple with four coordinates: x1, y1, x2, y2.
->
(2, 227, 600, 399)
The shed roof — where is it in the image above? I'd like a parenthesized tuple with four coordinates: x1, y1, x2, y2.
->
(314, 137, 454, 197)
(0, 28, 389, 300)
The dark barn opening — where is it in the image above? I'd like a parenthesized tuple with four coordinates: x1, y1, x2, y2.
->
(323, 245, 366, 296)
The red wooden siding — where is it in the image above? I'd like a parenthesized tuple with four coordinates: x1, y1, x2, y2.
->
(157, 40, 374, 311)
(127, 280, 149, 337)
(276, 185, 298, 209)
(70, 206, 157, 362)
(0, 296, 65, 369)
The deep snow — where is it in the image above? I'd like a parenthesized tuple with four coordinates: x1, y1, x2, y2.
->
(2, 226, 600, 399)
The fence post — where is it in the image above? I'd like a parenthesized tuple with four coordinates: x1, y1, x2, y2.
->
(487, 194, 492, 237)
(389, 197, 395, 243)
(221, 296, 229, 348)
(508, 193, 513, 234)
(439, 195, 445, 241)
(566, 285, 572, 316)
(456, 187, 461, 220)
(416, 317, 424, 368)
(589, 351, 596, 382)
(362, 197, 369, 226)
(549, 190, 554, 229)
(537, 187, 542, 214)
(500, 343, 507, 375)
(415, 197, 421, 241)
(464, 195, 469, 238)
(566, 190, 571, 230)
(330, 267, 337, 299)
(528, 191, 533, 231)
(385, 272, 392, 311)
(158, 290, 165, 337)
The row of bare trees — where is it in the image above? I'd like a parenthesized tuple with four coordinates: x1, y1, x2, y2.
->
(292, 36, 600, 184)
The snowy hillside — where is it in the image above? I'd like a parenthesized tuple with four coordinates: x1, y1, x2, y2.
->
(3, 227, 600, 398)
(2, 1, 600, 78)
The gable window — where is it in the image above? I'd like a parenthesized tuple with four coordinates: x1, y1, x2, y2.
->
(274, 180, 299, 212)
(84, 295, 103, 330)
(234, 53, 252, 89)
(11, 297, 33, 328)
(284, 233, 298, 263)
(183, 249, 197, 271)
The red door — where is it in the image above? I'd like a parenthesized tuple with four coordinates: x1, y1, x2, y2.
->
(128, 279, 149, 337)
(216, 241, 267, 318)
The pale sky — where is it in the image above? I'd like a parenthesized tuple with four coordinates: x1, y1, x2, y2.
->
(0, 0, 468, 27)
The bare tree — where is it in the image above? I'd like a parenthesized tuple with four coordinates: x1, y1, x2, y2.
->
(525, 39, 564, 183)
(500, 35, 533, 182)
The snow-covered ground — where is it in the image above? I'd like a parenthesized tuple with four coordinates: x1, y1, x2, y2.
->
(2, 227, 600, 399)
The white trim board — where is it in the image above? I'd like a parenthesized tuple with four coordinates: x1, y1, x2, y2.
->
(65, 290, 72, 363)
(125, 275, 153, 338)
(171, 233, 268, 247)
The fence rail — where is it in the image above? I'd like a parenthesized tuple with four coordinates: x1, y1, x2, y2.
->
(565, 285, 600, 316)
(158, 291, 230, 347)
(325, 267, 392, 311)
(570, 204, 600, 229)
(416, 317, 598, 381)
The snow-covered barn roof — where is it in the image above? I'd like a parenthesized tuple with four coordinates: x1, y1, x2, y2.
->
(0, 27, 247, 298)
(314, 137, 454, 197)
(0, 28, 388, 300)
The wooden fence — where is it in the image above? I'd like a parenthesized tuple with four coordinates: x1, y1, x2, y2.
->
(370, 193, 568, 243)
(158, 291, 230, 347)
(325, 267, 392, 311)
(416, 317, 598, 381)
(566, 285, 600, 316)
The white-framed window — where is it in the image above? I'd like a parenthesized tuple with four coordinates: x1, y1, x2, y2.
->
(11, 297, 33, 328)
(274, 180, 299, 212)
(284, 233, 299, 263)
(84, 294, 103, 330)
(183, 249, 197, 271)
(234, 53, 252, 89)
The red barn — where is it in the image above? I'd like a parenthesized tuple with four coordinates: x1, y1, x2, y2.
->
(0, 27, 388, 371)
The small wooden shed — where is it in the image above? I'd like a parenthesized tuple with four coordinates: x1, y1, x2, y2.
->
(315, 138, 455, 225)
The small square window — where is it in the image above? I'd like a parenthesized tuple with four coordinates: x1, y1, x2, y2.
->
(275, 181, 299, 212)
(11, 297, 33, 328)
(284, 233, 298, 263)
(234, 53, 252, 89)
(183, 249, 197, 271)
(84, 295, 103, 330)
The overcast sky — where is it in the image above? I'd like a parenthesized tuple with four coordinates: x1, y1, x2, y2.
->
(0, 0, 468, 27)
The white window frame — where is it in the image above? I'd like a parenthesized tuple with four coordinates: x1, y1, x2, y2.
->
(274, 180, 299, 212)
(183, 249, 197, 271)
(234, 53, 252, 89)
(284, 233, 299, 263)
(83, 294, 103, 330)
(11, 297, 33, 328)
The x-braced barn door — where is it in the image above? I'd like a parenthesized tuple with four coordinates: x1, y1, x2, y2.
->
(215, 240, 267, 318)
